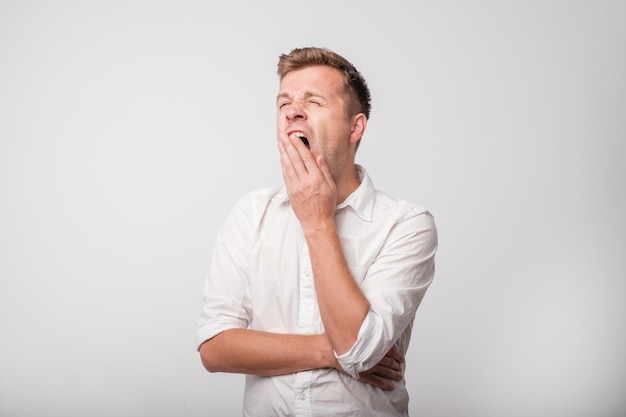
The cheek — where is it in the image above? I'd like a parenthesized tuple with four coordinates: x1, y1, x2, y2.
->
(276, 117, 287, 135)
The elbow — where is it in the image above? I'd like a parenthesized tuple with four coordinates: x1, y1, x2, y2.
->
(199, 339, 222, 373)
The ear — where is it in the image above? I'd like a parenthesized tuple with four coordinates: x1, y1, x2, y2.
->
(349, 113, 367, 145)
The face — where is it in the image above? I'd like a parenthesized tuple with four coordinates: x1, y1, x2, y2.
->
(276, 65, 361, 182)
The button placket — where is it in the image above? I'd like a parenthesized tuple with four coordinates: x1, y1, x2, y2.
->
(298, 245, 314, 330)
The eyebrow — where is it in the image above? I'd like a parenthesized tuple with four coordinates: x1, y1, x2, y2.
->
(276, 91, 327, 103)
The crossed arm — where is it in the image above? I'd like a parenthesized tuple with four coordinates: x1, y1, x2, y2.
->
(199, 329, 405, 390)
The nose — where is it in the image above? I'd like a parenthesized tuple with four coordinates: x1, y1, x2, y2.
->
(285, 102, 306, 121)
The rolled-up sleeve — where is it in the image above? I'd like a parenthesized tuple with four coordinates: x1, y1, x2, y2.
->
(336, 210, 437, 377)
(195, 197, 255, 350)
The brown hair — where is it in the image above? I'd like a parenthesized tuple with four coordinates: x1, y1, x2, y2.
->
(277, 47, 371, 120)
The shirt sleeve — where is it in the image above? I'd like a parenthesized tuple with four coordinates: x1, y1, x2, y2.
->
(195, 195, 256, 350)
(336, 210, 438, 377)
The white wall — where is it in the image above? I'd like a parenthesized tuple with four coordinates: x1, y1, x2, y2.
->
(1, 1, 624, 416)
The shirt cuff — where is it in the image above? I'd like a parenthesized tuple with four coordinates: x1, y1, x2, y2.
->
(334, 310, 381, 378)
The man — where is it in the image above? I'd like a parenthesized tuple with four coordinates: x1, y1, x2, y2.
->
(197, 47, 437, 416)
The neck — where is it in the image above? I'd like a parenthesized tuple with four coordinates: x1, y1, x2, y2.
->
(335, 164, 361, 204)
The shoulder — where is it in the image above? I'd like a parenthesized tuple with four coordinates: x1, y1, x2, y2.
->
(373, 191, 438, 256)
(374, 190, 437, 245)
(231, 185, 284, 209)
(224, 185, 285, 224)
(373, 189, 434, 223)
(216, 185, 285, 243)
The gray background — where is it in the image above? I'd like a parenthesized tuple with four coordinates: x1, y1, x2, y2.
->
(1, 1, 624, 416)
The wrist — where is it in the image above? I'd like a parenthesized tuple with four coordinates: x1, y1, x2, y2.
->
(302, 218, 337, 240)
(312, 334, 337, 368)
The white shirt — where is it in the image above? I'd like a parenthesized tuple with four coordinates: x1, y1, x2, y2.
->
(196, 165, 437, 417)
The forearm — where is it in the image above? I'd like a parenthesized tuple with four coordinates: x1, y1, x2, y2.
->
(199, 328, 336, 376)
(305, 222, 370, 355)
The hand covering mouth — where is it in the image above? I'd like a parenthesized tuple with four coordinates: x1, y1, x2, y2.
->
(290, 132, 310, 148)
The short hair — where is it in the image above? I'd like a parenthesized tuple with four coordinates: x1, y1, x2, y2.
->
(277, 47, 371, 120)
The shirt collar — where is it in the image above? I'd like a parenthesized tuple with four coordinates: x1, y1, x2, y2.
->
(336, 165, 374, 222)
(274, 164, 375, 222)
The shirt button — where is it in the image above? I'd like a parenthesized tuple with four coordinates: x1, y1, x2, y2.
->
(303, 312, 310, 318)
(298, 393, 306, 401)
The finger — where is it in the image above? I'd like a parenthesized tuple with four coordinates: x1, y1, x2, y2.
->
(316, 154, 334, 188)
(278, 138, 299, 185)
(279, 134, 307, 176)
(377, 354, 401, 373)
(278, 134, 304, 176)
(358, 373, 394, 391)
(386, 346, 405, 364)
(283, 133, 320, 175)
(387, 368, 403, 381)
(369, 364, 403, 382)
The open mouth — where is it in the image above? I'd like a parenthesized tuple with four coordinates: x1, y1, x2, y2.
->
(293, 132, 310, 148)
